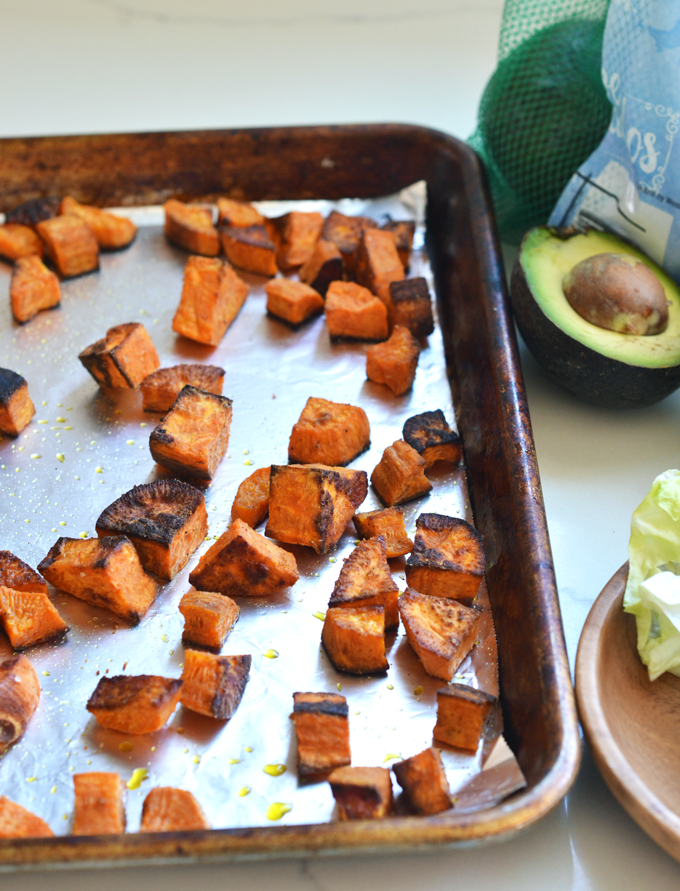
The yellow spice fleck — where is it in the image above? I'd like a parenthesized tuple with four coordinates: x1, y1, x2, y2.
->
(127, 768, 148, 790)
(266, 802, 292, 821)
(263, 764, 287, 777)
(238, 787, 251, 797)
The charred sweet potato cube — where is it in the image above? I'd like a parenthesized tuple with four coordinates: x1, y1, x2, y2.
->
(266, 464, 368, 554)
(189, 517, 298, 596)
(140, 363, 225, 413)
(0, 223, 44, 262)
(149, 386, 232, 480)
(398, 588, 480, 681)
(38, 536, 158, 624)
(6, 197, 60, 229)
(0, 797, 53, 838)
(322, 606, 388, 675)
(0, 586, 68, 650)
(371, 440, 431, 506)
(87, 674, 182, 734)
(179, 650, 251, 719)
(292, 692, 351, 779)
(0, 551, 47, 594)
(79, 322, 160, 389)
(325, 280, 388, 342)
(10, 255, 60, 324)
(73, 773, 126, 836)
(220, 224, 277, 277)
(265, 278, 324, 326)
(36, 213, 99, 277)
(382, 220, 415, 270)
(328, 766, 392, 821)
(0, 368, 35, 436)
(288, 396, 370, 466)
(299, 239, 343, 296)
(365, 325, 420, 395)
(389, 278, 434, 339)
(322, 211, 378, 277)
(353, 508, 412, 559)
(406, 513, 485, 603)
(0, 655, 40, 755)
(172, 256, 249, 346)
(231, 466, 271, 527)
(434, 684, 497, 752)
(96, 479, 208, 580)
(266, 211, 324, 271)
(402, 409, 462, 468)
(179, 589, 239, 651)
(355, 228, 404, 314)
(60, 196, 136, 250)
(216, 197, 265, 228)
(392, 747, 452, 815)
(164, 199, 219, 256)
(329, 537, 399, 629)
(140, 787, 211, 832)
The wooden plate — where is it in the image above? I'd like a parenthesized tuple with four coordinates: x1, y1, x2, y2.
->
(576, 562, 680, 862)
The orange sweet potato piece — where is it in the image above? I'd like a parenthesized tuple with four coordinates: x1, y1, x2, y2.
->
(266, 464, 368, 554)
(189, 517, 298, 596)
(298, 239, 343, 296)
(79, 322, 160, 389)
(149, 386, 232, 480)
(325, 280, 388, 341)
(352, 508, 413, 559)
(0, 797, 53, 838)
(0, 550, 47, 594)
(164, 199, 218, 256)
(265, 278, 324, 326)
(288, 396, 370, 466)
(433, 684, 497, 752)
(405, 513, 485, 603)
(231, 466, 271, 527)
(36, 213, 99, 277)
(322, 606, 388, 675)
(220, 224, 277, 277)
(6, 198, 59, 229)
(140, 787, 211, 832)
(87, 674, 182, 734)
(328, 537, 399, 629)
(0, 655, 40, 754)
(0, 223, 44, 262)
(266, 211, 324, 271)
(172, 255, 249, 346)
(402, 409, 462, 468)
(371, 440, 431, 506)
(392, 747, 452, 815)
(355, 228, 404, 315)
(73, 773, 126, 835)
(322, 211, 378, 278)
(140, 364, 225, 413)
(365, 325, 420, 395)
(328, 766, 392, 820)
(10, 254, 60, 323)
(217, 198, 264, 228)
(179, 589, 239, 652)
(292, 692, 351, 779)
(179, 649, 251, 719)
(60, 196, 136, 250)
(389, 278, 434, 338)
(0, 586, 68, 650)
(381, 220, 415, 270)
(0, 368, 34, 436)
(38, 536, 158, 625)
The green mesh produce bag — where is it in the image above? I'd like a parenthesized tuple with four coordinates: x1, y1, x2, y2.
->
(469, 0, 613, 244)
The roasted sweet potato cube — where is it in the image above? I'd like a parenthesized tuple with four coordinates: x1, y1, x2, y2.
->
(265, 278, 324, 326)
(299, 239, 343, 296)
(38, 536, 158, 624)
(266, 464, 368, 554)
(322, 211, 378, 277)
(371, 440, 431, 506)
(87, 674, 182, 734)
(266, 211, 324, 271)
(179, 650, 251, 719)
(149, 385, 232, 480)
(366, 325, 420, 395)
(322, 606, 388, 675)
(216, 198, 265, 228)
(389, 278, 434, 339)
(292, 692, 351, 779)
(402, 409, 462, 468)
(328, 766, 392, 821)
(79, 322, 160, 389)
(0, 586, 68, 650)
(96, 479, 208, 580)
(60, 196, 136, 250)
(392, 747, 452, 815)
(355, 228, 404, 314)
(0, 655, 40, 755)
(36, 213, 99, 277)
(140, 787, 211, 832)
(0, 797, 53, 838)
(73, 773, 126, 836)
(329, 537, 399, 629)
(0, 223, 44, 262)
(325, 281, 388, 341)
(179, 589, 239, 652)
(353, 508, 413, 559)
(434, 684, 497, 752)
(382, 220, 415, 270)
(398, 588, 479, 681)
(406, 513, 485, 603)
(220, 224, 277, 277)
(0, 551, 47, 594)
(164, 199, 218, 256)
(288, 396, 370, 466)
(189, 517, 298, 596)
(231, 466, 271, 527)
(6, 197, 60, 229)
(140, 363, 225, 413)
(10, 255, 60, 324)
(0, 368, 35, 436)
(172, 256, 249, 346)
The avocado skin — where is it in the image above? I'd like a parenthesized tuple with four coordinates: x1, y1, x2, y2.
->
(510, 254, 680, 410)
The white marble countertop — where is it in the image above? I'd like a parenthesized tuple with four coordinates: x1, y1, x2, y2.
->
(1, 0, 680, 887)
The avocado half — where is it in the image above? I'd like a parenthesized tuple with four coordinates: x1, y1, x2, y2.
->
(510, 228, 680, 409)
